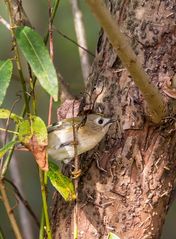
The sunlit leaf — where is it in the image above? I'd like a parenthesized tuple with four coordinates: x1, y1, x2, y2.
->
(15, 26, 58, 101)
(18, 115, 48, 171)
(108, 232, 120, 239)
(0, 141, 17, 159)
(0, 108, 22, 123)
(47, 161, 76, 201)
(0, 60, 13, 106)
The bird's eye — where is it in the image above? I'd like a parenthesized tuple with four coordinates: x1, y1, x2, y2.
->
(98, 118, 104, 125)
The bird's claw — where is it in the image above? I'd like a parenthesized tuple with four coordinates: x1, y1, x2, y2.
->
(72, 169, 82, 179)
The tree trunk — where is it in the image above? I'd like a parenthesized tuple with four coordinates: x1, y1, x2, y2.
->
(52, 0, 176, 238)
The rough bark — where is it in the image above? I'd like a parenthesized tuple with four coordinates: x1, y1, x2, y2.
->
(52, 1, 176, 238)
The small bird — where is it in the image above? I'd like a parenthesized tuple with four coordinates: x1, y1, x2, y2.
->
(47, 114, 114, 162)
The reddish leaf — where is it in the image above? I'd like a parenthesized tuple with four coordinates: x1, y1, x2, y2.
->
(18, 116, 48, 171)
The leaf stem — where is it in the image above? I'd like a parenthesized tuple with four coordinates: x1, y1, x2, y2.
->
(0, 136, 17, 178)
(0, 128, 18, 135)
(39, 210, 45, 239)
(39, 169, 52, 239)
(72, 102, 79, 239)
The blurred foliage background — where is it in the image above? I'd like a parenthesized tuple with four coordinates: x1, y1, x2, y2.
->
(0, 1, 175, 238)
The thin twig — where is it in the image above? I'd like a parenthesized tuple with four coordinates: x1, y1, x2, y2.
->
(4, 178, 40, 228)
(28, 65, 37, 115)
(70, 0, 90, 83)
(0, 180, 23, 239)
(47, 0, 57, 126)
(0, 135, 17, 178)
(72, 101, 79, 239)
(48, 0, 54, 62)
(44, 0, 61, 44)
(86, 0, 165, 123)
(53, 27, 95, 57)
(0, 16, 10, 29)
(0, 128, 18, 135)
(3, 96, 21, 145)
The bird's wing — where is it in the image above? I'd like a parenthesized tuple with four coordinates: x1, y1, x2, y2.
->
(47, 117, 81, 133)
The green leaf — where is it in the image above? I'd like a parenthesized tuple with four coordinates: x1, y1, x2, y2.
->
(0, 141, 17, 159)
(18, 115, 47, 145)
(15, 26, 58, 101)
(18, 115, 48, 171)
(0, 108, 22, 123)
(47, 161, 76, 201)
(0, 60, 13, 106)
(18, 119, 32, 144)
(108, 233, 120, 239)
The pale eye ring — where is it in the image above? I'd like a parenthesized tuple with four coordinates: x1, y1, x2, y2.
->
(98, 118, 104, 125)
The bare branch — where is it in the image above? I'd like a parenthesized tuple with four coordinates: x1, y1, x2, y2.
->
(70, 0, 90, 84)
(86, 0, 166, 123)
(0, 180, 23, 239)
(4, 178, 40, 228)
(0, 16, 10, 29)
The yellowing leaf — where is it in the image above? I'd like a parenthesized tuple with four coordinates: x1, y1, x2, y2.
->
(0, 108, 22, 123)
(108, 233, 120, 239)
(47, 161, 76, 201)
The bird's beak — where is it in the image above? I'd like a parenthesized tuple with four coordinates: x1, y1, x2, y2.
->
(110, 118, 117, 123)
(104, 118, 116, 126)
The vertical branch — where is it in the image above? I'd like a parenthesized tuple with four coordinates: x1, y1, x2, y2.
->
(47, 0, 54, 126)
(44, 0, 61, 44)
(38, 1, 58, 238)
(5, 0, 30, 114)
(47, 0, 61, 125)
(3, 1, 35, 235)
(70, 0, 90, 83)
(39, 212, 45, 239)
(0, 180, 23, 239)
(72, 102, 79, 239)
(39, 170, 52, 239)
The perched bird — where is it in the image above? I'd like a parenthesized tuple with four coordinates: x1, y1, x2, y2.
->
(47, 114, 114, 162)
